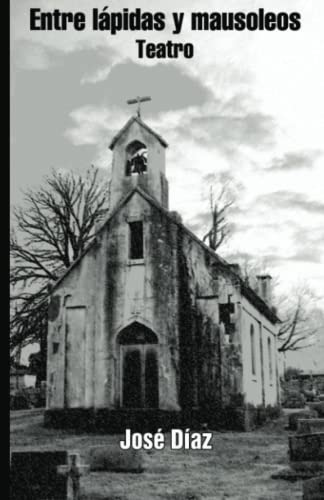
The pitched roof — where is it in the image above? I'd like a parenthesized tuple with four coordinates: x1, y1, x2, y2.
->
(109, 116, 168, 150)
(49, 186, 279, 324)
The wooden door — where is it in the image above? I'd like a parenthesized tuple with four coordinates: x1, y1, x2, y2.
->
(121, 345, 158, 408)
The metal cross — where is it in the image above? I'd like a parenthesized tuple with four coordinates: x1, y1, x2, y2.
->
(126, 96, 151, 118)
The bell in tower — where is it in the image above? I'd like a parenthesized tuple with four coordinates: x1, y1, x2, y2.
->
(109, 97, 169, 210)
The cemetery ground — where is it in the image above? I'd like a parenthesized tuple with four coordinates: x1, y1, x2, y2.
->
(10, 410, 303, 499)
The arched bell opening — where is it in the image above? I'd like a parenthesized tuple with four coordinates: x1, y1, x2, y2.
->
(117, 322, 159, 409)
(125, 140, 148, 176)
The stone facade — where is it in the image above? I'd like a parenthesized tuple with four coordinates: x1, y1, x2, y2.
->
(45, 116, 280, 431)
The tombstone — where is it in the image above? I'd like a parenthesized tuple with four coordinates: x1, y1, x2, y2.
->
(288, 410, 317, 431)
(88, 445, 144, 472)
(289, 433, 324, 462)
(272, 428, 324, 481)
(297, 419, 324, 435)
(303, 475, 324, 500)
(57, 452, 90, 499)
(309, 402, 324, 418)
(10, 450, 89, 500)
(289, 433, 324, 474)
(10, 450, 68, 500)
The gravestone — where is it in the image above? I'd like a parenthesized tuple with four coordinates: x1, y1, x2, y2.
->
(309, 402, 324, 418)
(10, 450, 68, 499)
(88, 444, 144, 472)
(289, 433, 324, 462)
(10, 450, 89, 500)
(288, 410, 317, 431)
(272, 428, 324, 481)
(289, 433, 324, 474)
(303, 475, 324, 500)
(297, 419, 324, 434)
(57, 452, 90, 499)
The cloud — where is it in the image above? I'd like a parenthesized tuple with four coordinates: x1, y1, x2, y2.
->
(65, 56, 275, 161)
(187, 111, 275, 152)
(288, 249, 323, 264)
(13, 42, 55, 71)
(11, 45, 117, 203)
(266, 150, 322, 172)
(255, 191, 324, 215)
(292, 226, 324, 246)
(81, 65, 112, 85)
(96, 60, 213, 114)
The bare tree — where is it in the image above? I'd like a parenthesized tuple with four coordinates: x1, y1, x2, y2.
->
(202, 184, 235, 251)
(10, 167, 109, 359)
(226, 255, 323, 353)
(277, 286, 323, 352)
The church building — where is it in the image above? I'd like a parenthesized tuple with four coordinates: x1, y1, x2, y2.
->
(45, 108, 280, 432)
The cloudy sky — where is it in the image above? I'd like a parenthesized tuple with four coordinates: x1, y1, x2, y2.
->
(11, 0, 324, 369)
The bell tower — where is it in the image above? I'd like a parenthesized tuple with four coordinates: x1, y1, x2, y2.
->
(109, 98, 169, 210)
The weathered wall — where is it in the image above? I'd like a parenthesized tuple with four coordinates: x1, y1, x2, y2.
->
(47, 240, 98, 409)
(47, 192, 180, 411)
(176, 230, 243, 413)
(105, 192, 180, 410)
(240, 296, 279, 407)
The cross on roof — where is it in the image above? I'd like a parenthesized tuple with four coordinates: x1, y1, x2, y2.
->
(126, 96, 151, 118)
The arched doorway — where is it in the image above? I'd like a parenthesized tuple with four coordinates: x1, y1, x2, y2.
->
(118, 322, 159, 408)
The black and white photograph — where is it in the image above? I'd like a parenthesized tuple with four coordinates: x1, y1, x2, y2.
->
(10, 1, 324, 498)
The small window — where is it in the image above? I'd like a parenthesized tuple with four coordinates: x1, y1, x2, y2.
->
(268, 337, 273, 382)
(250, 325, 256, 376)
(129, 221, 144, 259)
(52, 342, 59, 354)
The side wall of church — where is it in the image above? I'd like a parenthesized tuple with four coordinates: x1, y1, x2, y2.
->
(240, 297, 279, 407)
(175, 230, 244, 412)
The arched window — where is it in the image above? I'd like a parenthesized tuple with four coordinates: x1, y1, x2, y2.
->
(250, 325, 256, 376)
(268, 337, 273, 382)
(125, 140, 147, 176)
(118, 322, 157, 345)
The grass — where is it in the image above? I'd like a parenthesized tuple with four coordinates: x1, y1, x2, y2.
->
(10, 410, 303, 499)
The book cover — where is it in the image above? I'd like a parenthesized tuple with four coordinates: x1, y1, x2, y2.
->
(11, 1, 324, 498)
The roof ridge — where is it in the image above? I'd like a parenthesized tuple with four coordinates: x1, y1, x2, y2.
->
(109, 116, 168, 150)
